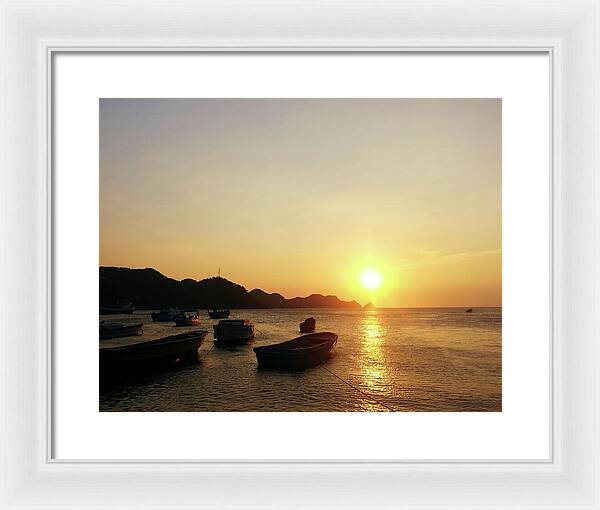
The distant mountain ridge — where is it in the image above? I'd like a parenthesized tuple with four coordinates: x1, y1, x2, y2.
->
(100, 266, 362, 310)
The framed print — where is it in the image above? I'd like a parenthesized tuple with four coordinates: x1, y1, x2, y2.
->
(1, 1, 599, 509)
(52, 52, 549, 462)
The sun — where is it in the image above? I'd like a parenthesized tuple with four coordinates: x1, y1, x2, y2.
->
(360, 268, 383, 291)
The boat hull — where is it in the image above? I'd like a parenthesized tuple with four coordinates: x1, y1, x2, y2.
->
(151, 310, 180, 322)
(254, 332, 337, 371)
(100, 330, 208, 368)
(208, 310, 230, 319)
(213, 321, 254, 344)
(174, 317, 202, 327)
(99, 323, 143, 339)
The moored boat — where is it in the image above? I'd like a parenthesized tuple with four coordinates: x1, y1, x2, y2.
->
(99, 303, 135, 315)
(299, 317, 316, 333)
(100, 330, 208, 368)
(99, 321, 143, 339)
(213, 319, 254, 344)
(151, 307, 181, 322)
(254, 332, 338, 371)
(173, 314, 202, 327)
(208, 308, 230, 319)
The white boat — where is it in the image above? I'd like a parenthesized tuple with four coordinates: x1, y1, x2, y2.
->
(213, 319, 254, 344)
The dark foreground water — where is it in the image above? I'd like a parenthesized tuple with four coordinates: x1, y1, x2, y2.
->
(99, 308, 501, 412)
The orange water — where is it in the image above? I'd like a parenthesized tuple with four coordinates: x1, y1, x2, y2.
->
(99, 307, 501, 412)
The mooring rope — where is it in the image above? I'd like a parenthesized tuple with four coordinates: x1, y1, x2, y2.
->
(200, 330, 395, 411)
(319, 365, 397, 412)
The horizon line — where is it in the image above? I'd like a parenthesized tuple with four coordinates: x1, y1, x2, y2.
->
(100, 265, 502, 309)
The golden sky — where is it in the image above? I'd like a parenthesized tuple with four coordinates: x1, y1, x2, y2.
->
(100, 98, 501, 307)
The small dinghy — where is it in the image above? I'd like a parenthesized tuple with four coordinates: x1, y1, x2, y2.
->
(213, 319, 254, 344)
(254, 332, 338, 370)
(99, 321, 143, 340)
(465, 308, 473, 313)
(173, 313, 202, 327)
(208, 308, 230, 319)
(100, 330, 208, 368)
(299, 317, 316, 333)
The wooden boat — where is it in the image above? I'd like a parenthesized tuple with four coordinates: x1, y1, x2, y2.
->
(151, 307, 181, 322)
(254, 332, 338, 370)
(99, 303, 135, 315)
(465, 308, 473, 313)
(173, 314, 202, 327)
(208, 308, 230, 319)
(100, 330, 208, 367)
(99, 321, 143, 339)
(213, 319, 254, 344)
(299, 317, 316, 333)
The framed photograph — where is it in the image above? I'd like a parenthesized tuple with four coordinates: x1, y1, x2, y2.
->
(97, 96, 504, 415)
(1, 1, 599, 509)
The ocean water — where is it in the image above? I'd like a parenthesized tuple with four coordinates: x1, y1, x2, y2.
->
(99, 307, 501, 412)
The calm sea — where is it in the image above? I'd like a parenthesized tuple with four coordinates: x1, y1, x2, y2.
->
(99, 307, 501, 412)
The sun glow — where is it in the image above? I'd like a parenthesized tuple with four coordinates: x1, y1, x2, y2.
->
(360, 268, 383, 291)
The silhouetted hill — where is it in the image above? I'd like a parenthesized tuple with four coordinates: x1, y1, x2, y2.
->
(287, 294, 360, 308)
(100, 267, 362, 309)
(248, 288, 361, 309)
(248, 289, 287, 308)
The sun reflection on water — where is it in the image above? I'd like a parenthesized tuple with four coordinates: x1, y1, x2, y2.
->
(360, 312, 390, 393)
